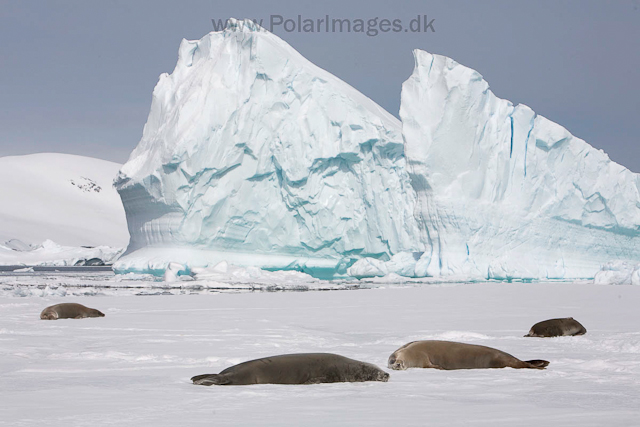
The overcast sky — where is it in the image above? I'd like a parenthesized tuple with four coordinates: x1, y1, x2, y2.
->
(1, 0, 638, 171)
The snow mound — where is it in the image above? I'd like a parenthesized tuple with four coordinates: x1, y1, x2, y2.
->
(159, 260, 342, 289)
(593, 261, 640, 285)
(0, 153, 128, 247)
(114, 18, 420, 278)
(347, 252, 421, 278)
(190, 261, 321, 286)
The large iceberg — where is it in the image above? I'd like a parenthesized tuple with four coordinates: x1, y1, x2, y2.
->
(114, 19, 420, 277)
(115, 20, 640, 280)
(401, 50, 640, 279)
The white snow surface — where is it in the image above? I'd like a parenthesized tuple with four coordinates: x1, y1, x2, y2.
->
(1, 281, 639, 426)
(114, 18, 420, 277)
(400, 50, 640, 280)
(0, 153, 128, 248)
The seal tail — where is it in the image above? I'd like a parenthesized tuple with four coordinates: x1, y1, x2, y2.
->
(191, 373, 229, 386)
(524, 359, 549, 369)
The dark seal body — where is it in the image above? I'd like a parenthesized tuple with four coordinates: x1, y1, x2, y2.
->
(40, 303, 105, 320)
(525, 317, 586, 337)
(388, 340, 549, 370)
(191, 353, 390, 386)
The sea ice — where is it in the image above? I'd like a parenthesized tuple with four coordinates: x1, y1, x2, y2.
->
(1, 282, 639, 425)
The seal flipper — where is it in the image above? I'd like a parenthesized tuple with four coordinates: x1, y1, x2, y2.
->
(524, 359, 549, 369)
(191, 374, 231, 386)
(303, 376, 327, 385)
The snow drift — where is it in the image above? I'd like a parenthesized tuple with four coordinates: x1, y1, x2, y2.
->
(114, 19, 420, 277)
(114, 19, 640, 280)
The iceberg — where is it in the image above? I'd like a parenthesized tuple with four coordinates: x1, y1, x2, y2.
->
(114, 20, 640, 280)
(114, 19, 420, 278)
(400, 50, 640, 280)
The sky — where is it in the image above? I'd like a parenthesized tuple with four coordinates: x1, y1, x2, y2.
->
(0, 0, 638, 171)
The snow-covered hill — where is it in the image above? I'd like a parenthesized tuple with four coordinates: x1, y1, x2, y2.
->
(0, 153, 128, 248)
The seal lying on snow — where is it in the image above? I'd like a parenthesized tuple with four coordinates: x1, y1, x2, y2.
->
(524, 317, 587, 337)
(388, 340, 549, 370)
(40, 303, 105, 320)
(191, 353, 389, 385)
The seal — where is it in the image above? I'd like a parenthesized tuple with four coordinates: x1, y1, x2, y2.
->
(524, 317, 586, 337)
(191, 353, 390, 385)
(40, 303, 105, 320)
(388, 340, 549, 370)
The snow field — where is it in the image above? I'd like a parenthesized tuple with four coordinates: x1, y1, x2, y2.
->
(1, 282, 639, 426)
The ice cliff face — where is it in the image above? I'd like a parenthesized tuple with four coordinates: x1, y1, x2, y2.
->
(114, 19, 420, 277)
(115, 20, 640, 280)
(400, 50, 640, 279)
